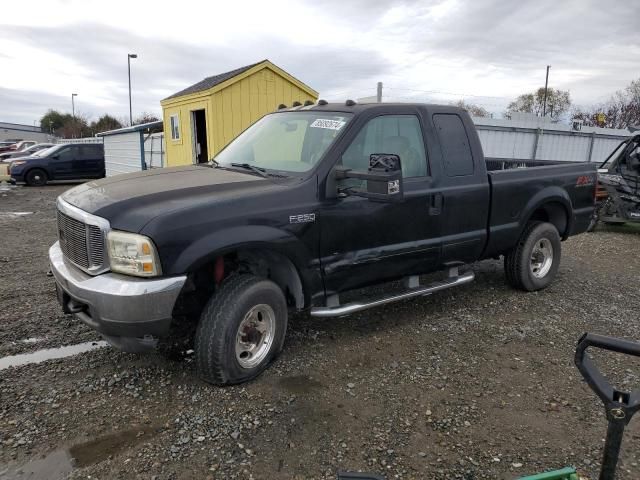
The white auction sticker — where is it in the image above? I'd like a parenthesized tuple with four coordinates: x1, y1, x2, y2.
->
(310, 119, 346, 130)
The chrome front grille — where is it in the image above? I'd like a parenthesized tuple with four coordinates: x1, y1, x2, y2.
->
(57, 210, 91, 269)
(56, 198, 110, 275)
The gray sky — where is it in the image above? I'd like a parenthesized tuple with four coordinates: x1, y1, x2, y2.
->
(1, 0, 638, 125)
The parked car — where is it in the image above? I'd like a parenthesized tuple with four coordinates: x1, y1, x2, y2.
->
(0, 140, 21, 154)
(0, 143, 55, 162)
(49, 102, 596, 385)
(9, 143, 104, 186)
(12, 140, 37, 151)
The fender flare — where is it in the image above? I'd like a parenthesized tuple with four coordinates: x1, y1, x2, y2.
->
(167, 225, 315, 308)
(520, 186, 573, 238)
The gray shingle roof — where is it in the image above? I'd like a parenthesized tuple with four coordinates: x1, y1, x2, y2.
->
(164, 60, 266, 100)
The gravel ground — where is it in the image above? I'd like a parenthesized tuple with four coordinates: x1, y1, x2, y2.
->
(1, 183, 640, 480)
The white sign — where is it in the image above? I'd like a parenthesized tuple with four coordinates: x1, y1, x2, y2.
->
(310, 119, 346, 130)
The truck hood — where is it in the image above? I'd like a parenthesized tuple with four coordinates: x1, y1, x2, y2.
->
(61, 166, 278, 232)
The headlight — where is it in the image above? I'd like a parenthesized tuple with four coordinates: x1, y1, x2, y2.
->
(10, 161, 26, 168)
(107, 231, 161, 277)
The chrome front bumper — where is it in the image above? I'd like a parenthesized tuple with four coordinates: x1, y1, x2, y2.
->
(49, 241, 186, 349)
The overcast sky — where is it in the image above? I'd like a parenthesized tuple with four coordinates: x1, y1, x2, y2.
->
(1, 0, 638, 126)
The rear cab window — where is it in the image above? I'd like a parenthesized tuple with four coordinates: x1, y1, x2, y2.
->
(432, 114, 474, 177)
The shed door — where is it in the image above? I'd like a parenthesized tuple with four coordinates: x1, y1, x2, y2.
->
(191, 109, 208, 163)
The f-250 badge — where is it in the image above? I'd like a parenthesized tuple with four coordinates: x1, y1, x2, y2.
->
(289, 213, 316, 224)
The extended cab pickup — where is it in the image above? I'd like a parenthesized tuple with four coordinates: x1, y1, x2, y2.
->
(49, 103, 596, 384)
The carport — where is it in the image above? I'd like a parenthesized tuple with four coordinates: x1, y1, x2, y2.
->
(96, 121, 164, 177)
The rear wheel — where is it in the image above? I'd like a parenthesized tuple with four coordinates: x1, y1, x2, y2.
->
(25, 168, 48, 186)
(195, 275, 287, 385)
(504, 221, 561, 291)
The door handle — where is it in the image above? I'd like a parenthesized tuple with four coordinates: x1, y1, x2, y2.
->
(429, 192, 443, 215)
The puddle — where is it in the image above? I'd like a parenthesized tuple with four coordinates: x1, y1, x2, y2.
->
(0, 425, 159, 480)
(277, 375, 323, 394)
(0, 341, 108, 370)
(0, 449, 73, 480)
(70, 425, 158, 467)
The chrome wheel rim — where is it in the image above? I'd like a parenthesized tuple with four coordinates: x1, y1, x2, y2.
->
(530, 238, 553, 278)
(235, 304, 275, 369)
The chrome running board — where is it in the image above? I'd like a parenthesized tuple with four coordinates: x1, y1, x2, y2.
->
(310, 268, 475, 318)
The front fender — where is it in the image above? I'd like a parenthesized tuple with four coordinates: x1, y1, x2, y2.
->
(168, 225, 314, 275)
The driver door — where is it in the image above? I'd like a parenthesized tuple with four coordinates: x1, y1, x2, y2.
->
(319, 113, 444, 294)
(50, 146, 76, 179)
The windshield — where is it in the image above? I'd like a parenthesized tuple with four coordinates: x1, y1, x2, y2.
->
(214, 111, 353, 174)
(36, 144, 67, 156)
(33, 146, 56, 157)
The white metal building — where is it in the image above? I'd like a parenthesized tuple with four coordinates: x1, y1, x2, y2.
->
(96, 121, 165, 177)
(472, 113, 630, 164)
(0, 122, 53, 143)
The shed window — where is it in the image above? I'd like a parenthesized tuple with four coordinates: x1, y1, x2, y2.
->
(170, 114, 180, 140)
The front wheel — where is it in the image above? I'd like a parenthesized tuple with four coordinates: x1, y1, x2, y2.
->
(195, 275, 288, 385)
(25, 168, 48, 186)
(504, 221, 561, 292)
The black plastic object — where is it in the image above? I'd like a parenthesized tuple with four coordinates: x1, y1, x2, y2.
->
(575, 333, 640, 480)
(337, 472, 385, 480)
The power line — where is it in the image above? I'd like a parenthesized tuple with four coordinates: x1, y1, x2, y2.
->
(385, 86, 512, 100)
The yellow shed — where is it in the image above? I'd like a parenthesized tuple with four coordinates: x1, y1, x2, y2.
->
(160, 59, 318, 166)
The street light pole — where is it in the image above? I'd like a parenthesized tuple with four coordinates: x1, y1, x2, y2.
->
(542, 65, 550, 118)
(128, 53, 138, 125)
(71, 93, 78, 138)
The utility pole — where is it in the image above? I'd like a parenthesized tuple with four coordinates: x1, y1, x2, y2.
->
(376, 82, 383, 103)
(128, 53, 138, 125)
(71, 93, 78, 138)
(542, 65, 550, 117)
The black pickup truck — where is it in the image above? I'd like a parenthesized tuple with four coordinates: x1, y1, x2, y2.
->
(49, 102, 596, 384)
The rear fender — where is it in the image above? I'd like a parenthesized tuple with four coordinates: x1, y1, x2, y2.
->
(521, 186, 572, 238)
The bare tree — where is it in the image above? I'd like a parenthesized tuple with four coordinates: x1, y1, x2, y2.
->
(454, 100, 490, 117)
(572, 79, 640, 129)
(506, 88, 571, 118)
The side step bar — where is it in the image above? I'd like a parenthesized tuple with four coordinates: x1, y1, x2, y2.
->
(310, 269, 475, 318)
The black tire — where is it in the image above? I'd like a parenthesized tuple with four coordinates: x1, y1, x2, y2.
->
(25, 168, 48, 186)
(504, 221, 561, 292)
(195, 275, 287, 385)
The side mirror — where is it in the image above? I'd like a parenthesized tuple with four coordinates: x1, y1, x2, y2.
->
(335, 154, 404, 203)
(52, 154, 59, 160)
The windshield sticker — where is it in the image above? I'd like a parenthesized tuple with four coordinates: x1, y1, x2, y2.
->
(310, 119, 346, 130)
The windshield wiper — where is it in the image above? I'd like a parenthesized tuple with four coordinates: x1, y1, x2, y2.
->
(230, 163, 268, 178)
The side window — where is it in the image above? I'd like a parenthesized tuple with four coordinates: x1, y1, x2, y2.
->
(170, 114, 180, 140)
(341, 115, 427, 178)
(433, 114, 474, 177)
(57, 147, 75, 161)
(76, 146, 89, 160)
(86, 145, 103, 158)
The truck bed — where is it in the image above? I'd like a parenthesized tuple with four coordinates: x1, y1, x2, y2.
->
(483, 158, 597, 258)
